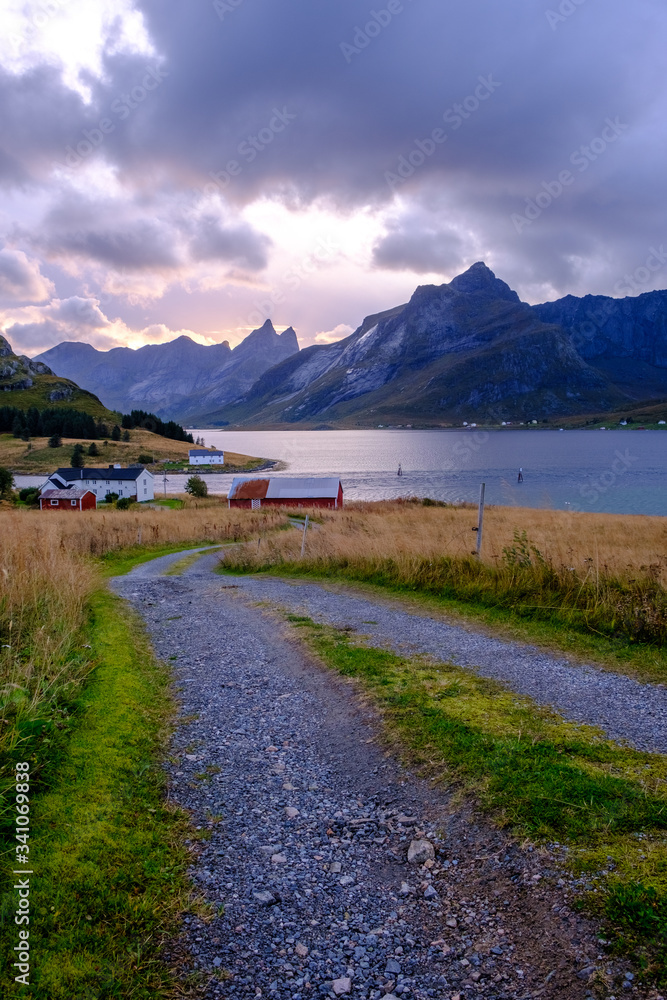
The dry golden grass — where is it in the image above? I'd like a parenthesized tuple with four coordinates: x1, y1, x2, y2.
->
(224, 501, 667, 654)
(0, 430, 265, 474)
(233, 500, 667, 584)
(0, 506, 286, 751)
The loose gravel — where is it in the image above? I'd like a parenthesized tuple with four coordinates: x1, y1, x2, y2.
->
(111, 551, 665, 1000)
(214, 569, 667, 756)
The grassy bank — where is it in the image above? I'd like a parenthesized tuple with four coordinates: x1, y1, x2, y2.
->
(1, 592, 198, 998)
(0, 509, 288, 997)
(0, 506, 285, 769)
(222, 501, 667, 683)
(287, 614, 667, 982)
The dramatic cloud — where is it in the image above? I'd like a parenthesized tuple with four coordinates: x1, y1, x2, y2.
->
(0, 248, 54, 305)
(373, 213, 467, 274)
(187, 214, 271, 270)
(0, 0, 665, 351)
(2, 294, 203, 354)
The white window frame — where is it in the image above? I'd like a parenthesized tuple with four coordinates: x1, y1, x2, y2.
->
(50, 499, 58, 506)
(71, 500, 77, 506)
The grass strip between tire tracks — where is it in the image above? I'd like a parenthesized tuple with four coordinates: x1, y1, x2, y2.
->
(219, 558, 667, 686)
(284, 613, 667, 983)
(0, 582, 206, 998)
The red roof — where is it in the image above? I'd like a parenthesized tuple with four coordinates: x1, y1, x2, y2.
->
(229, 479, 271, 499)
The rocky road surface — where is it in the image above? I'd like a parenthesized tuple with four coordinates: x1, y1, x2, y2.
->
(112, 550, 665, 1000)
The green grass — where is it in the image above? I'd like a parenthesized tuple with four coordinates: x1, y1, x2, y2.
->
(150, 498, 185, 510)
(0, 378, 113, 420)
(99, 541, 219, 578)
(286, 614, 667, 981)
(0, 591, 200, 999)
(164, 550, 215, 576)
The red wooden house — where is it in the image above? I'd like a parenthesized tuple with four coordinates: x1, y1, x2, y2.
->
(39, 488, 97, 512)
(227, 477, 343, 510)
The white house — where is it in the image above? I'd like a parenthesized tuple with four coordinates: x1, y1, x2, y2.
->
(189, 449, 225, 465)
(44, 465, 155, 501)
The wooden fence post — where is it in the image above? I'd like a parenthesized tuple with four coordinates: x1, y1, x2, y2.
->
(476, 483, 486, 557)
(301, 515, 310, 558)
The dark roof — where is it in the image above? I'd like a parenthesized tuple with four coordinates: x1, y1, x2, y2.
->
(189, 449, 224, 456)
(51, 467, 152, 482)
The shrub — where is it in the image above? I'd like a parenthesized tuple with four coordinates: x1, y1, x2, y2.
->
(185, 475, 208, 498)
(116, 497, 132, 510)
(48, 433, 62, 449)
(138, 453, 153, 465)
(122, 429, 131, 442)
(0, 466, 13, 497)
(104, 492, 119, 504)
(111, 425, 121, 441)
(18, 487, 40, 505)
(88, 442, 100, 456)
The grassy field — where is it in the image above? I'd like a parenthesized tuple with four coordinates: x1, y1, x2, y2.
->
(2, 500, 667, 992)
(0, 429, 269, 475)
(0, 591, 201, 998)
(221, 501, 667, 682)
(287, 614, 667, 981)
(0, 507, 289, 996)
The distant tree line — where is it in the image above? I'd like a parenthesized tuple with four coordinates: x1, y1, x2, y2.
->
(121, 410, 194, 443)
(0, 406, 99, 440)
(0, 405, 193, 443)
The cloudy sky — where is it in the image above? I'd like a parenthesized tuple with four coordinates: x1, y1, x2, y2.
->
(0, 0, 665, 356)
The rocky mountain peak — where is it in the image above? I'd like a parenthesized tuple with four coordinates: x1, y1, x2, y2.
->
(0, 334, 13, 357)
(448, 261, 521, 303)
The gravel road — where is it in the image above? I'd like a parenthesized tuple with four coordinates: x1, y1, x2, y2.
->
(198, 562, 665, 757)
(111, 550, 666, 999)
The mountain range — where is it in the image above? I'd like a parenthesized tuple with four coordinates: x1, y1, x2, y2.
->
(36, 320, 298, 423)
(31, 263, 667, 427)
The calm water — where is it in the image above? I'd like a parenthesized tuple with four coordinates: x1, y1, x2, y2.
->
(16, 429, 667, 515)
(193, 429, 667, 516)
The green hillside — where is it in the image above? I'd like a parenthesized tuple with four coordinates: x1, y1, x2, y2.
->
(1, 334, 115, 421)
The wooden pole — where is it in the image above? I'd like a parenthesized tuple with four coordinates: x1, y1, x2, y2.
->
(476, 483, 486, 557)
(300, 514, 310, 558)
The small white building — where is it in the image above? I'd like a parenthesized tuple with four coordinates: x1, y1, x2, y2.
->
(44, 465, 155, 501)
(189, 449, 225, 465)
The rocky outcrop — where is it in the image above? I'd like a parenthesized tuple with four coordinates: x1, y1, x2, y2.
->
(0, 335, 56, 389)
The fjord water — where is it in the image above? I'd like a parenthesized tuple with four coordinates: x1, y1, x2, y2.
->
(187, 429, 667, 516)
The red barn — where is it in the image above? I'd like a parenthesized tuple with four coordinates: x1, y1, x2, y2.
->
(228, 477, 343, 510)
(39, 488, 97, 512)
